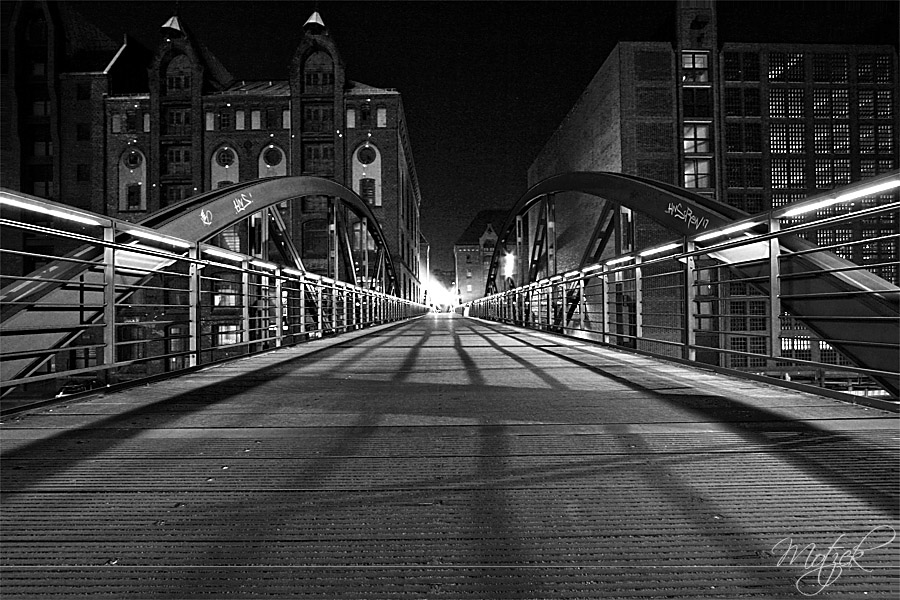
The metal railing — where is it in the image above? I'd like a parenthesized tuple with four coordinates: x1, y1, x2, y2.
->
(0, 192, 427, 413)
(463, 174, 900, 405)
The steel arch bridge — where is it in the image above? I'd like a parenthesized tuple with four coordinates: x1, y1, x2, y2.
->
(479, 171, 900, 398)
(1, 177, 419, 405)
(143, 176, 401, 294)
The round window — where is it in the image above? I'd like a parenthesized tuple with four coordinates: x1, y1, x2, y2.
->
(263, 147, 282, 167)
(216, 148, 235, 167)
(122, 150, 142, 169)
(357, 146, 376, 165)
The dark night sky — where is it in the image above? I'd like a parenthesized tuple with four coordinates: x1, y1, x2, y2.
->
(69, 0, 898, 276)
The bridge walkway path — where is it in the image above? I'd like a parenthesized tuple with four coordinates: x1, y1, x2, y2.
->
(1, 313, 897, 599)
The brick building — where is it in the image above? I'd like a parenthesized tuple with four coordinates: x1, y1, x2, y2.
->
(525, 0, 898, 368)
(528, 0, 898, 281)
(2, 2, 424, 301)
(453, 210, 506, 305)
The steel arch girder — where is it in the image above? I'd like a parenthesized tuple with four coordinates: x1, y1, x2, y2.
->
(485, 171, 746, 293)
(144, 176, 399, 294)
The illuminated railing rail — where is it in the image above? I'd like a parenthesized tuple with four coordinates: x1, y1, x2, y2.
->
(0, 193, 426, 413)
(463, 174, 900, 405)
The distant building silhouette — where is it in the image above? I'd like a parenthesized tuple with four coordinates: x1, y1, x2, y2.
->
(454, 209, 507, 304)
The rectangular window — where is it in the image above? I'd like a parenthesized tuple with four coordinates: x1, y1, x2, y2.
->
(205, 111, 215, 131)
(684, 158, 712, 188)
(251, 110, 261, 129)
(143, 113, 150, 132)
(813, 53, 848, 83)
(235, 110, 245, 130)
(266, 108, 277, 130)
(166, 147, 191, 175)
(772, 158, 806, 189)
(282, 109, 291, 129)
(111, 114, 122, 133)
(876, 125, 894, 154)
(770, 124, 803, 154)
(682, 52, 709, 83)
(769, 52, 804, 82)
(219, 111, 232, 130)
(216, 324, 241, 346)
(683, 87, 711, 118)
(126, 183, 142, 211)
(874, 55, 892, 84)
(165, 109, 191, 135)
(32, 100, 49, 116)
(875, 90, 894, 119)
(683, 123, 711, 153)
(859, 90, 875, 120)
(346, 108, 356, 129)
(213, 278, 241, 307)
(860, 124, 875, 154)
(359, 178, 376, 205)
(376, 107, 387, 127)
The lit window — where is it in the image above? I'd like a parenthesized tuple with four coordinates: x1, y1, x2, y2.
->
(684, 158, 712, 188)
(251, 110, 261, 130)
(216, 324, 240, 346)
(346, 108, 356, 129)
(235, 110, 245, 130)
(771, 158, 806, 189)
(683, 123, 711, 153)
(682, 52, 709, 83)
(205, 112, 215, 131)
(376, 107, 387, 127)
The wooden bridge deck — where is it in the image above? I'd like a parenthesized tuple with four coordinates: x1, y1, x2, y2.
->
(2, 314, 897, 599)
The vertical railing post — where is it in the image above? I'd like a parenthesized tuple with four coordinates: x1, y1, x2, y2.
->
(316, 281, 324, 335)
(579, 276, 586, 331)
(102, 226, 117, 382)
(768, 216, 783, 367)
(188, 246, 200, 367)
(274, 269, 284, 348)
(299, 278, 307, 336)
(683, 241, 697, 362)
(634, 257, 643, 349)
(560, 280, 568, 333)
(601, 266, 610, 345)
(241, 260, 251, 352)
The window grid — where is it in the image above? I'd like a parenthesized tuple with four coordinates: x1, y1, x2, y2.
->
(771, 158, 806, 189)
(769, 52, 805, 82)
(682, 52, 710, 83)
(684, 158, 712, 189)
(683, 123, 712, 153)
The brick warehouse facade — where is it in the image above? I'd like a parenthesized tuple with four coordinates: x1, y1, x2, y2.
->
(525, 0, 898, 367)
(1, 2, 424, 302)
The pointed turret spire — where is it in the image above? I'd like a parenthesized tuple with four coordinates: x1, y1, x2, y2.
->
(161, 15, 184, 38)
(304, 11, 325, 30)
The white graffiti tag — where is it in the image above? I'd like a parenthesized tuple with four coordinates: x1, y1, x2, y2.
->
(666, 202, 710, 231)
(199, 208, 213, 226)
(233, 192, 254, 213)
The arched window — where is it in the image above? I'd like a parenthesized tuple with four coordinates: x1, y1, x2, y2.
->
(258, 144, 287, 178)
(164, 55, 192, 96)
(304, 51, 334, 94)
(211, 145, 238, 189)
(118, 148, 147, 212)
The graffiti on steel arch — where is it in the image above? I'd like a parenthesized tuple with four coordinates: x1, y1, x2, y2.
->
(485, 171, 747, 294)
(140, 176, 399, 293)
